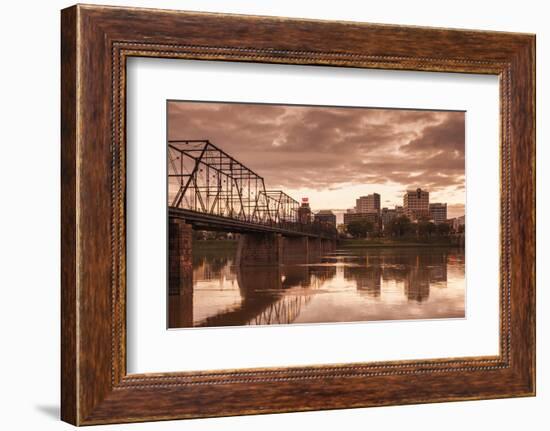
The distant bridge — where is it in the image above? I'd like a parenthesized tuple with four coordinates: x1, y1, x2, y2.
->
(168, 139, 336, 239)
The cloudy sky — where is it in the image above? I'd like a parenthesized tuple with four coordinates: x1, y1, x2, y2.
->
(168, 101, 465, 219)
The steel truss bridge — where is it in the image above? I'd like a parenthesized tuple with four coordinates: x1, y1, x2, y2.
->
(168, 139, 336, 238)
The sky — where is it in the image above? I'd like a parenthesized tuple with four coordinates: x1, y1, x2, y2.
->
(168, 101, 465, 220)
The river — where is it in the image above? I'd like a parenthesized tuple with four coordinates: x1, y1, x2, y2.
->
(168, 243, 465, 328)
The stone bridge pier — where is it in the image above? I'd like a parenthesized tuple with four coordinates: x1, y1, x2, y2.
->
(282, 236, 309, 264)
(168, 218, 194, 327)
(168, 217, 337, 296)
(235, 233, 336, 266)
(235, 233, 283, 266)
(321, 238, 336, 254)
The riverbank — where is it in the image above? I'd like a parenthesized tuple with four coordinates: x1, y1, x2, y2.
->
(192, 238, 464, 250)
(339, 238, 464, 248)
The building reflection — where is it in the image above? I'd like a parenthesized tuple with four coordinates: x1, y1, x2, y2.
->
(342, 249, 449, 302)
(344, 265, 382, 297)
(404, 266, 431, 302)
(168, 248, 456, 328)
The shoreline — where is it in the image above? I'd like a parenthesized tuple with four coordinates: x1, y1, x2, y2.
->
(338, 239, 464, 249)
(193, 238, 464, 249)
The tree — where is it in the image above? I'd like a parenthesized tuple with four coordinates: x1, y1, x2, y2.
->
(336, 223, 348, 238)
(346, 219, 375, 238)
(387, 215, 413, 237)
(417, 220, 436, 238)
(436, 223, 451, 236)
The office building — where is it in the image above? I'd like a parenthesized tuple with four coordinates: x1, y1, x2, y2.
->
(403, 188, 429, 220)
(429, 203, 448, 224)
(355, 193, 380, 214)
(314, 210, 337, 227)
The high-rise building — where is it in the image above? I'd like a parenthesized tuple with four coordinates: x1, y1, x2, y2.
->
(429, 203, 448, 224)
(355, 193, 380, 214)
(403, 188, 429, 221)
(297, 197, 312, 224)
(314, 210, 337, 227)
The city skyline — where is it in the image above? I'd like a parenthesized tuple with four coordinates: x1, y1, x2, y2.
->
(313, 188, 460, 226)
(168, 101, 465, 219)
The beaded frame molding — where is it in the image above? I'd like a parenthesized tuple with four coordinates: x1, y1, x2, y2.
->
(61, 4, 535, 425)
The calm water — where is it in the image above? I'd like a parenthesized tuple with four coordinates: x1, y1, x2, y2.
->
(168, 245, 465, 328)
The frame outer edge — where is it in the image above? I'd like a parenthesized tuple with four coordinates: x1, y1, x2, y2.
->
(503, 35, 536, 395)
(526, 35, 536, 395)
(531, 34, 536, 396)
(61, 4, 536, 425)
(61, 5, 79, 426)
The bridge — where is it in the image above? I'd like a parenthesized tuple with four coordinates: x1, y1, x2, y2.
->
(168, 139, 336, 238)
(167, 139, 337, 304)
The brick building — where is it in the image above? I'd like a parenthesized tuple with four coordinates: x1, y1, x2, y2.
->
(314, 210, 337, 227)
(355, 193, 380, 214)
(297, 197, 312, 224)
(429, 202, 448, 224)
(403, 188, 429, 221)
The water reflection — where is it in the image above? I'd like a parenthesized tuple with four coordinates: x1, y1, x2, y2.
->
(168, 246, 465, 328)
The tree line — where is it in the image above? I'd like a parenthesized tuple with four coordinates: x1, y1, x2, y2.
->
(345, 215, 455, 239)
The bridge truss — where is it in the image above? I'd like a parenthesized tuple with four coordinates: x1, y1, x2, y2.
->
(168, 139, 337, 238)
(168, 140, 300, 226)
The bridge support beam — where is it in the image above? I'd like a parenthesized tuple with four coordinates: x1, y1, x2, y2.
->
(282, 236, 309, 264)
(236, 233, 283, 266)
(321, 238, 336, 254)
(307, 237, 321, 261)
(307, 237, 336, 261)
(235, 233, 337, 266)
(168, 218, 194, 327)
(168, 218, 193, 293)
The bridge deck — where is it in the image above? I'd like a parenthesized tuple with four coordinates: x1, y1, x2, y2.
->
(168, 207, 334, 239)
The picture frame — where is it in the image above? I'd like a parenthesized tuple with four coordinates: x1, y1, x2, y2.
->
(61, 4, 535, 425)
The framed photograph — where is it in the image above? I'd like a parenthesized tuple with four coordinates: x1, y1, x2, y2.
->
(61, 4, 535, 425)
(165, 101, 466, 329)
